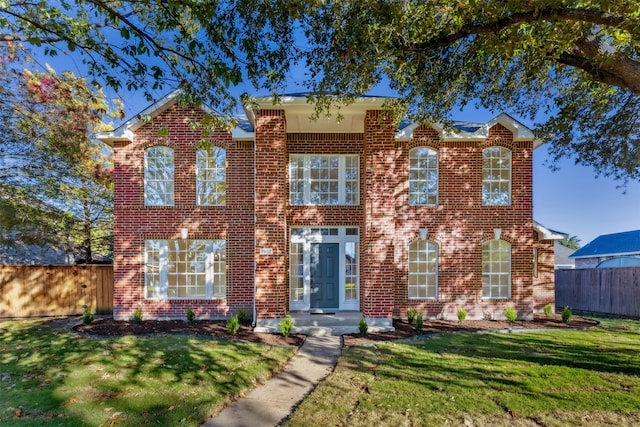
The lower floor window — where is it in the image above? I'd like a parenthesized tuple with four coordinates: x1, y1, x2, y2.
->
(408, 240, 438, 298)
(145, 239, 226, 299)
(482, 239, 511, 298)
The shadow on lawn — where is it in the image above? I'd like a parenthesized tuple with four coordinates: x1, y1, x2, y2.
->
(420, 328, 640, 376)
(0, 319, 288, 426)
(341, 323, 640, 412)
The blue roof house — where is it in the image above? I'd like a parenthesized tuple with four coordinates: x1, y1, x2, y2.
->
(570, 230, 640, 268)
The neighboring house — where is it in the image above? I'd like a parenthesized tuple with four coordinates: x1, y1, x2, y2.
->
(570, 230, 640, 268)
(98, 90, 562, 326)
(554, 241, 575, 269)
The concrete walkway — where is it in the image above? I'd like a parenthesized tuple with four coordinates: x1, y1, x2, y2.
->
(201, 335, 342, 427)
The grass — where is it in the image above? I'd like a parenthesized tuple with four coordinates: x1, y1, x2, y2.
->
(285, 317, 640, 426)
(0, 318, 296, 426)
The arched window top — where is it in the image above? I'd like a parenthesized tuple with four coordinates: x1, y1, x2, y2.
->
(409, 146, 438, 157)
(483, 145, 510, 155)
(482, 238, 510, 250)
(482, 146, 511, 206)
(144, 146, 174, 206)
(145, 145, 173, 155)
(409, 147, 438, 206)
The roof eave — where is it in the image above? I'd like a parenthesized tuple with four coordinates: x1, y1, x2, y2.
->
(570, 250, 640, 259)
(534, 221, 568, 240)
(395, 113, 539, 145)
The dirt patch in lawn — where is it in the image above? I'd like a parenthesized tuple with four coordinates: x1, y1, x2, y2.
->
(343, 314, 599, 346)
(53, 313, 597, 348)
(72, 318, 306, 347)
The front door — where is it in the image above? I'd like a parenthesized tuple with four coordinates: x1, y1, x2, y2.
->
(310, 243, 339, 309)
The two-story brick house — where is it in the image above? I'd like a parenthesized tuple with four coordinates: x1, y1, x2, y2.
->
(99, 90, 560, 329)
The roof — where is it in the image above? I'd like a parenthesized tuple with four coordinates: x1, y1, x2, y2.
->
(395, 112, 539, 147)
(570, 230, 640, 259)
(97, 90, 540, 146)
(96, 89, 254, 144)
(533, 221, 567, 240)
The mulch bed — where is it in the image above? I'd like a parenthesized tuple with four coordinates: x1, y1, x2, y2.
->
(66, 314, 598, 348)
(73, 319, 305, 347)
(342, 314, 599, 346)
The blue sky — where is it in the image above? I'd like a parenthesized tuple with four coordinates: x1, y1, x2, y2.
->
(50, 51, 640, 247)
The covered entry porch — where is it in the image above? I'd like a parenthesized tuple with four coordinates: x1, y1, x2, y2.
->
(253, 311, 394, 335)
(289, 227, 360, 312)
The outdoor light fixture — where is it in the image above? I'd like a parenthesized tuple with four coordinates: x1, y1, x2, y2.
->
(420, 228, 428, 240)
(180, 228, 189, 240)
(494, 228, 502, 239)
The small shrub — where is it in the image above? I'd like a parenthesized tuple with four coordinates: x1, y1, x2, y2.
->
(562, 306, 572, 323)
(457, 307, 467, 322)
(186, 307, 196, 324)
(415, 313, 424, 333)
(133, 307, 143, 324)
(407, 308, 417, 325)
(82, 307, 94, 325)
(279, 315, 294, 338)
(543, 303, 554, 317)
(504, 306, 517, 322)
(226, 315, 240, 335)
(237, 308, 249, 325)
(358, 317, 368, 336)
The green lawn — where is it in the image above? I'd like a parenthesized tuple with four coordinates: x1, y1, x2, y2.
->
(0, 318, 295, 426)
(286, 317, 640, 427)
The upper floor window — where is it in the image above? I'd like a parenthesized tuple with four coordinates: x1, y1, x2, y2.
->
(409, 147, 438, 206)
(482, 239, 511, 298)
(290, 154, 359, 205)
(196, 147, 226, 206)
(408, 239, 438, 298)
(145, 239, 226, 299)
(144, 146, 174, 206)
(482, 147, 511, 206)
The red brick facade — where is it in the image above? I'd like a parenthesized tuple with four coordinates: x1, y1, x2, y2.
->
(111, 105, 254, 320)
(103, 94, 556, 322)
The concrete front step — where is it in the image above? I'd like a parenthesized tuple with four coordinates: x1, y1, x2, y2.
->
(254, 312, 394, 335)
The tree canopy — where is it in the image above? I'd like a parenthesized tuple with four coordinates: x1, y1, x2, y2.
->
(0, 44, 119, 262)
(559, 235, 581, 250)
(2, 1, 640, 181)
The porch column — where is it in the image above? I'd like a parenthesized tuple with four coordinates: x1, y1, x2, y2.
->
(362, 110, 398, 319)
(254, 110, 288, 320)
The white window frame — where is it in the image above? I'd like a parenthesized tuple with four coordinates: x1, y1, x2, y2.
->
(408, 239, 438, 299)
(289, 227, 360, 311)
(482, 239, 511, 299)
(144, 146, 174, 206)
(409, 147, 438, 206)
(289, 154, 359, 206)
(145, 239, 226, 300)
(482, 146, 511, 206)
(196, 147, 226, 206)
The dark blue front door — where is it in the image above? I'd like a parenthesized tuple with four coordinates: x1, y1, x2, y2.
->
(310, 243, 339, 309)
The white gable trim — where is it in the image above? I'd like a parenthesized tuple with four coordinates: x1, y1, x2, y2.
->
(533, 221, 567, 240)
(97, 89, 227, 145)
(396, 113, 542, 148)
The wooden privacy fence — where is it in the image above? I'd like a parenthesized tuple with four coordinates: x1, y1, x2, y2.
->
(0, 265, 113, 317)
(555, 267, 640, 317)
